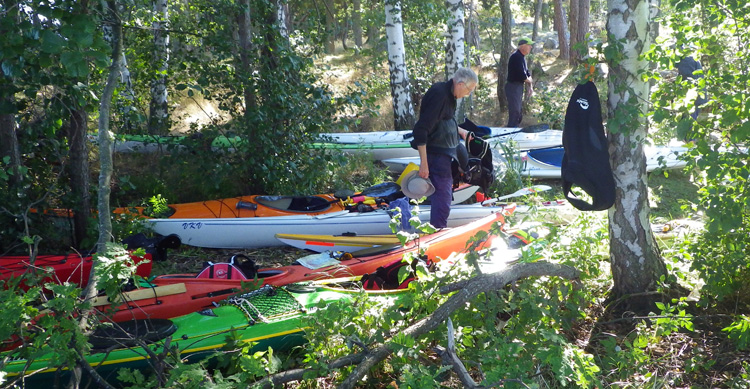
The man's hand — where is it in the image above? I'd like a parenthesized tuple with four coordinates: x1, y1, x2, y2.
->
(417, 144, 429, 178)
(458, 128, 473, 141)
(418, 164, 430, 179)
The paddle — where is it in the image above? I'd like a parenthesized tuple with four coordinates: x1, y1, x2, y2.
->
(402, 123, 552, 140)
(334, 181, 401, 199)
(480, 185, 552, 205)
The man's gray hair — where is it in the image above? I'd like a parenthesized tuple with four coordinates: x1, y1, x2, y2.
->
(452, 67, 478, 85)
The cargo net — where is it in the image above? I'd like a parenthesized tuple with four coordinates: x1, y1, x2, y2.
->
(225, 285, 304, 324)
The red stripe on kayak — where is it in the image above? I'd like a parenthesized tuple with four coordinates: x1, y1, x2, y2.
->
(306, 241, 335, 247)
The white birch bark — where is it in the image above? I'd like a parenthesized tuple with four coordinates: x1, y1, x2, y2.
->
(446, 0, 468, 121)
(276, 0, 289, 39)
(385, 0, 415, 129)
(149, 0, 170, 134)
(445, 0, 465, 78)
(102, 11, 137, 131)
(606, 0, 668, 299)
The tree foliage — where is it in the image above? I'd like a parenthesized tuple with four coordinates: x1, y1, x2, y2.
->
(2, 0, 750, 387)
(648, 0, 750, 308)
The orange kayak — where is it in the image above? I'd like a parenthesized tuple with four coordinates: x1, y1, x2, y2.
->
(113, 182, 404, 219)
(114, 193, 349, 219)
(100, 212, 504, 322)
(0, 252, 152, 290)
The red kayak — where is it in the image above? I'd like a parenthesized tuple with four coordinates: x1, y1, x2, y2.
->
(0, 253, 153, 290)
(101, 212, 505, 322)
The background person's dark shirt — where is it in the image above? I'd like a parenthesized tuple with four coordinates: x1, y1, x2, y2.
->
(507, 50, 530, 83)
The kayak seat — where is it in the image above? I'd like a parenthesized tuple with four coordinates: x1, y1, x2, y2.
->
(89, 318, 177, 350)
(254, 195, 332, 213)
(196, 254, 258, 280)
(236, 201, 258, 210)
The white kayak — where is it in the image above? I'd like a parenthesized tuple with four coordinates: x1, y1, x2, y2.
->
(383, 145, 689, 178)
(274, 199, 575, 252)
(520, 145, 689, 178)
(316, 126, 561, 161)
(147, 202, 515, 249)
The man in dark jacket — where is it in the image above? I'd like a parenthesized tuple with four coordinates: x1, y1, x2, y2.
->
(505, 37, 534, 127)
(410, 67, 477, 228)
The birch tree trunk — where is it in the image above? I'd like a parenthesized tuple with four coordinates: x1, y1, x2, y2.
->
(554, 0, 570, 60)
(385, 0, 415, 130)
(606, 0, 668, 308)
(496, 0, 512, 112)
(101, 5, 137, 132)
(96, 2, 123, 253)
(72, 3, 123, 386)
(276, 0, 289, 39)
(446, 0, 468, 121)
(148, 0, 170, 134)
(445, 0, 465, 78)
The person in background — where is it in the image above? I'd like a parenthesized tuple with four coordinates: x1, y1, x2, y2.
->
(676, 52, 708, 142)
(505, 37, 534, 127)
(676, 55, 707, 121)
(410, 67, 478, 228)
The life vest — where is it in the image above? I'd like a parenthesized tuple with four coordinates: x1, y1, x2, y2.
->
(361, 258, 418, 290)
(196, 254, 258, 280)
(452, 134, 495, 194)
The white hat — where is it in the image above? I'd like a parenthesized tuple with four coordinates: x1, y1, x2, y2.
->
(400, 170, 436, 199)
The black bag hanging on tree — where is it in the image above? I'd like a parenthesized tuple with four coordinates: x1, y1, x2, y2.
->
(561, 81, 616, 211)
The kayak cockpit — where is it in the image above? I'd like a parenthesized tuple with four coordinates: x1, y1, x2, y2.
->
(249, 195, 333, 213)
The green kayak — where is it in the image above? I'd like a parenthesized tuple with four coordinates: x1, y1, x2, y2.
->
(1, 282, 407, 385)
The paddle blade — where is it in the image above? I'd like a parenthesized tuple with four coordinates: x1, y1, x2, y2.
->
(396, 163, 420, 186)
(482, 185, 552, 204)
(521, 124, 551, 133)
(360, 182, 401, 198)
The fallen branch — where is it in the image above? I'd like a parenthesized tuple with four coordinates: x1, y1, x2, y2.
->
(254, 352, 367, 388)
(339, 261, 579, 388)
(252, 261, 580, 389)
(443, 317, 483, 388)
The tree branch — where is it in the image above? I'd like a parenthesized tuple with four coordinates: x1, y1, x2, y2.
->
(253, 352, 367, 388)
(339, 261, 580, 388)
(441, 317, 484, 388)
(252, 261, 580, 388)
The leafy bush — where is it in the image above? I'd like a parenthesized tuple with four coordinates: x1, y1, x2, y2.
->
(723, 316, 750, 351)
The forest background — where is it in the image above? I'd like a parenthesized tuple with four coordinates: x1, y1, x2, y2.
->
(0, 0, 749, 387)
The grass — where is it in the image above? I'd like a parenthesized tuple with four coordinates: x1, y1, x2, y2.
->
(648, 169, 701, 221)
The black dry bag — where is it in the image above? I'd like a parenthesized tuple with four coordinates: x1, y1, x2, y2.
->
(561, 81, 616, 211)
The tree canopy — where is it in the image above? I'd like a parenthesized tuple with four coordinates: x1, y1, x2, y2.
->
(0, 0, 748, 387)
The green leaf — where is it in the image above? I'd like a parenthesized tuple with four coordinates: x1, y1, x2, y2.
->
(60, 51, 88, 78)
(40, 30, 66, 54)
